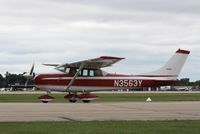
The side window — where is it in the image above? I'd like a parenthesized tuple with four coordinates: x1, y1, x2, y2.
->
(65, 68, 70, 74)
(89, 70, 95, 77)
(70, 68, 77, 76)
(76, 69, 82, 76)
(94, 70, 102, 76)
(57, 66, 69, 73)
(82, 69, 88, 76)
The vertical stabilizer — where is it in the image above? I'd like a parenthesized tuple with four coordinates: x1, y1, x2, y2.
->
(141, 49, 190, 78)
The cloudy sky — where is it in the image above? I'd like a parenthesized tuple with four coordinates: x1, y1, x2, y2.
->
(0, 0, 199, 81)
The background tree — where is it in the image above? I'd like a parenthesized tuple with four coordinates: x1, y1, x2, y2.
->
(0, 74, 6, 88)
(4, 72, 27, 87)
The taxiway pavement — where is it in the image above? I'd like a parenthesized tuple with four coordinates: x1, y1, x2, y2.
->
(0, 102, 199, 121)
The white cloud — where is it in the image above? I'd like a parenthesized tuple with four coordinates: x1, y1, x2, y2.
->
(0, 0, 199, 80)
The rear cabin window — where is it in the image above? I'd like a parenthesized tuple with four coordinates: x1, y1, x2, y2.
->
(89, 70, 95, 77)
(94, 70, 102, 76)
(82, 69, 88, 76)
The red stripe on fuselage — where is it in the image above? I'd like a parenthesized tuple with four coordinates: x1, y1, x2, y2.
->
(107, 74, 178, 77)
(34, 74, 176, 88)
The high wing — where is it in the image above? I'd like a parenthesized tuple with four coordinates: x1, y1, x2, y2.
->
(42, 64, 59, 67)
(43, 56, 125, 71)
(68, 56, 125, 69)
(52, 56, 124, 91)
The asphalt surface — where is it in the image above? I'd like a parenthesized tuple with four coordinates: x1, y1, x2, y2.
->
(0, 102, 200, 121)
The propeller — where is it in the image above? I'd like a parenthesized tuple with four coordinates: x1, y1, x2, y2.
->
(23, 64, 35, 91)
(23, 64, 35, 79)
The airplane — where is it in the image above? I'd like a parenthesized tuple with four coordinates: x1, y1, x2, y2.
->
(23, 49, 190, 103)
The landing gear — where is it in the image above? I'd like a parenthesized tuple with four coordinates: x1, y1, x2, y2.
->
(64, 92, 98, 103)
(38, 94, 55, 103)
(64, 93, 79, 103)
(42, 100, 49, 103)
(82, 100, 91, 103)
(79, 93, 98, 103)
(69, 99, 77, 103)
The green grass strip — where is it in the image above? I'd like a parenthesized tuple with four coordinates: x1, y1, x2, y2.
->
(0, 120, 199, 134)
(0, 93, 200, 103)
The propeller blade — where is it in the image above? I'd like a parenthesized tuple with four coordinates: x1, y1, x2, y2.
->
(23, 64, 35, 80)
(22, 72, 27, 75)
(30, 64, 34, 75)
(23, 64, 35, 91)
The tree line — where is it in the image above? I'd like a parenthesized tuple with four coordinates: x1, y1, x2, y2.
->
(0, 72, 199, 88)
(176, 78, 200, 87)
(0, 72, 27, 88)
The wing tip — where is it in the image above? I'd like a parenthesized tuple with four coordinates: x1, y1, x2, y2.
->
(100, 56, 125, 60)
(176, 49, 190, 54)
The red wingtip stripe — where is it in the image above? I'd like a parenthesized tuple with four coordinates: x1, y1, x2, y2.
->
(176, 49, 190, 54)
(100, 56, 125, 60)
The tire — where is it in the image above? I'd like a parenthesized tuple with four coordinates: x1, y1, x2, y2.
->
(82, 100, 91, 103)
(68, 98, 77, 103)
(42, 101, 49, 103)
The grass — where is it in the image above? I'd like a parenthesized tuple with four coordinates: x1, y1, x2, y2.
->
(0, 93, 200, 103)
(0, 120, 199, 134)
(96, 93, 200, 102)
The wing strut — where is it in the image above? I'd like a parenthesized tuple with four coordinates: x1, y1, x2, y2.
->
(65, 63, 85, 91)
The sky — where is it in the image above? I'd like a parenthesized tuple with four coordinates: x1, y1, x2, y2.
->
(0, 0, 199, 81)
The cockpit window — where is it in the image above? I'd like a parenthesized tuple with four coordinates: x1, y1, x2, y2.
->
(65, 68, 70, 74)
(56, 67, 70, 74)
(70, 68, 77, 76)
